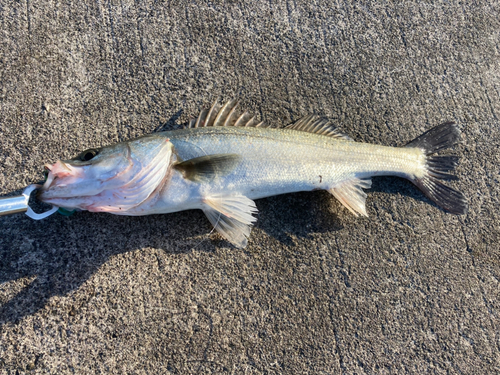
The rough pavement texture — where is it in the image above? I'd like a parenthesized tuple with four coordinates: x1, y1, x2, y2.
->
(1, 1, 499, 374)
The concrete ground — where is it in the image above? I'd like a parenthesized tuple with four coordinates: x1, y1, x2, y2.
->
(1, 0, 499, 373)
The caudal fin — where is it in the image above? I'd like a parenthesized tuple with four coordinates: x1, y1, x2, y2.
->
(405, 122, 468, 214)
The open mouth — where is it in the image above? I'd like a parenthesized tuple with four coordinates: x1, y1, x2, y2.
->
(43, 161, 68, 188)
(42, 165, 58, 190)
(40, 160, 86, 192)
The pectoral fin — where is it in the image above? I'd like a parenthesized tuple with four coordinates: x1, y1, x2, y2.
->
(329, 178, 372, 217)
(174, 154, 241, 182)
(202, 194, 258, 248)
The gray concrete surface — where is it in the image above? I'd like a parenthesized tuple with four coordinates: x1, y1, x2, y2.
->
(1, 0, 499, 373)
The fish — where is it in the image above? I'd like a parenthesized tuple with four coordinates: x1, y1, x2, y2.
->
(38, 99, 468, 248)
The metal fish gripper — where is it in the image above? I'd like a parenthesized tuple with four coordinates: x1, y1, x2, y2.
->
(0, 185, 58, 219)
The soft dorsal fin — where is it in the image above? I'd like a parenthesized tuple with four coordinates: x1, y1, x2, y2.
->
(174, 154, 241, 182)
(286, 115, 353, 140)
(202, 193, 258, 248)
(329, 178, 372, 217)
(187, 99, 266, 128)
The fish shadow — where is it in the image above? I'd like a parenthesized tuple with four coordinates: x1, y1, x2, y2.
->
(0, 177, 435, 324)
(0, 188, 344, 323)
(369, 176, 442, 211)
(0, 198, 216, 324)
(252, 176, 444, 246)
(254, 191, 344, 246)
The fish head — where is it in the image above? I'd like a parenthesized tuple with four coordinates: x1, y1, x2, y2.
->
(38, 136, 174, 212)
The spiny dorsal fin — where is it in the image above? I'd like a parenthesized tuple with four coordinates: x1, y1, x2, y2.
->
(329, 178, 372, 217)
(174, 154, 241, 182)
(286, 115, 353, 140)
(202, 194, 258, 248)
(187, 99, 267, 129)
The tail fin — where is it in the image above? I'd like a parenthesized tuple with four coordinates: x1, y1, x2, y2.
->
(405, 122, 468, 214)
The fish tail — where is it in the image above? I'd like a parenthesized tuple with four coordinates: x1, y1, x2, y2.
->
(405, 122, 468, 214)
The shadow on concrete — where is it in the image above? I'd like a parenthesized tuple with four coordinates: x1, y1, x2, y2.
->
(0, 175, 439, 324)
(0, 192, 339, 324)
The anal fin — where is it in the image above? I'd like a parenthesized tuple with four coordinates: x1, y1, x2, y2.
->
(202, 194, 258, 248)
(329, 178, 372, 217)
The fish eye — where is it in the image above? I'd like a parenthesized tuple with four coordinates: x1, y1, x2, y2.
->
(79, 149, 99, 161)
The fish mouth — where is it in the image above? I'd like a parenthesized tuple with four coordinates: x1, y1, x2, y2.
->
(24, 161, 78, 220)
(41, 160, 83, 190)
(37, 160, 93, 204)
(41, 163, 63, 190)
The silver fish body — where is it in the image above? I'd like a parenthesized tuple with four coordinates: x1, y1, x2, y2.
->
(137, 126, 422, 212)
(39, 100, 467, 247)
